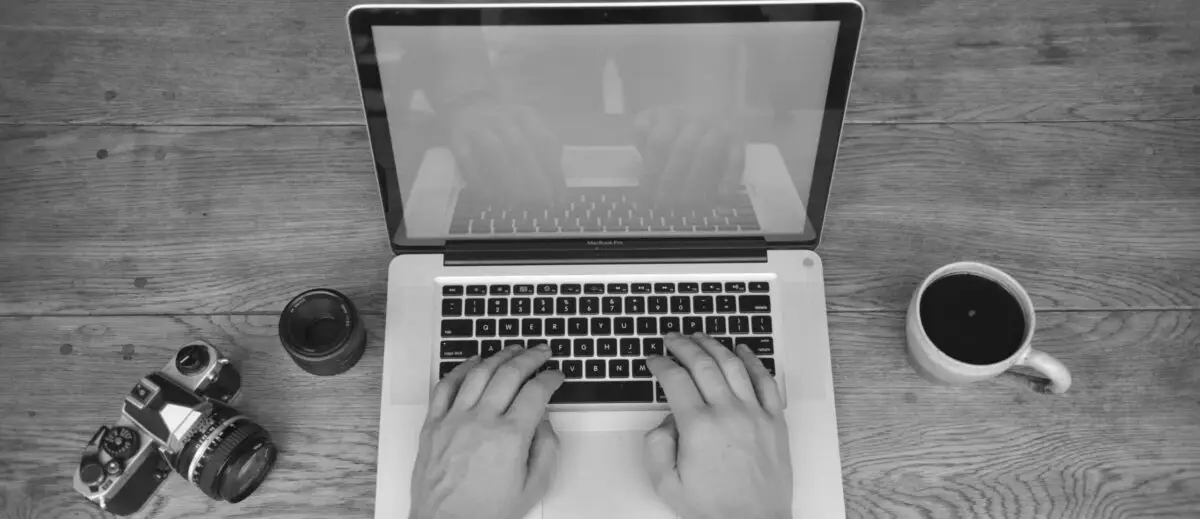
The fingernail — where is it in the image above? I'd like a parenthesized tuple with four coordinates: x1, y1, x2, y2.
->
(735, 343, 749, 353)
(535, 343, 550, 351)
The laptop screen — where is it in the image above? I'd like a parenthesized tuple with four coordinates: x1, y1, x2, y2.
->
(351, 4, 862, 251)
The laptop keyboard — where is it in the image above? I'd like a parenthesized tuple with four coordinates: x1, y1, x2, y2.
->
(439, 280, 775, 404)
(449, 189, 760, 235)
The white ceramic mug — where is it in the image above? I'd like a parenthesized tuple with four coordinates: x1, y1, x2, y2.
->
(906, 262, 1072, 394)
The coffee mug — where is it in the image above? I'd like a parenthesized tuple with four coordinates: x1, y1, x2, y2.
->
(906, 262, 1072, 394)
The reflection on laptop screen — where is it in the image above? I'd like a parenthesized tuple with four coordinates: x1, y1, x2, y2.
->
(371, 19, 839, 244)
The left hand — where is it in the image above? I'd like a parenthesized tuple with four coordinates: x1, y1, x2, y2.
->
(409, 344, 565, 519)
(633, 106, 746, 206)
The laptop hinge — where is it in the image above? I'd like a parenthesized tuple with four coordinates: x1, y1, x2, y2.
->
(443, 238, 768, 266)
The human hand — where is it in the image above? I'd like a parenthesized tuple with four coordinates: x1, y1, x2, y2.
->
(409, 345, 565, 519)
(449, 99, 564, 203)
(633, 107, 746, 206)
(644, 333, 792, 519)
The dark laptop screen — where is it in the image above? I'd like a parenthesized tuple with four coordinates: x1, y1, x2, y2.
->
(350, 4, 862, 251)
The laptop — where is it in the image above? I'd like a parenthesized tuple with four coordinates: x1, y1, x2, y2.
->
(347, 2, 864, 518)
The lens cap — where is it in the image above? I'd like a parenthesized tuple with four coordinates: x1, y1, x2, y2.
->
(278, 289, 367, 376)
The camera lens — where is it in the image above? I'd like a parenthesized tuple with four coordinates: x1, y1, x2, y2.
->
(176, 402, 277, 503)
(278, 288, 367, 376)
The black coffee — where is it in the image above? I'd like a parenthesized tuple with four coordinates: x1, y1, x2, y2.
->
(919, 274, 1027, 365)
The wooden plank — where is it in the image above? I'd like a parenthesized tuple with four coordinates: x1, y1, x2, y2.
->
(1, 311, 1197, 518)
(2, 121, 1198, 315)
(1, 0, 1198, 124)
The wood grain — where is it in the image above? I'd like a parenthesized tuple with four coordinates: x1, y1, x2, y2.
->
(2, 311, 1197, 518)
(1, 0, 1198, 125)
(2, 121, 1198, 315)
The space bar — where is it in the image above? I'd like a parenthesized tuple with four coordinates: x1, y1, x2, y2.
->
(550, 381, 654, 403)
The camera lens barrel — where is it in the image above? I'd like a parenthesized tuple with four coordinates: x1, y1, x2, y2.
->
(278, 288, 367, 376)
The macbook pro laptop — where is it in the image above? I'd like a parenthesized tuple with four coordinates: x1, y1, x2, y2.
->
(347, 2, 864, 517)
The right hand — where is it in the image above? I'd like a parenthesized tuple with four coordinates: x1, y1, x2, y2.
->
(644, 333, 793, 519)
(449, 99, 563, 203)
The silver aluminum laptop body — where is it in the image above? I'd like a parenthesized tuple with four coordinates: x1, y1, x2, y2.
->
(347, 2, 864, 517)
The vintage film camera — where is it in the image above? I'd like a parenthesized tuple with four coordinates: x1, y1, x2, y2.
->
(72, 341, 277, 516)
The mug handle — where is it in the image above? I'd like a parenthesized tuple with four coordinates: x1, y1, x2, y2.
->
(1017, 349, 1072, 394)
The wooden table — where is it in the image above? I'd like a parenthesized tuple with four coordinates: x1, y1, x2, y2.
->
(2, 0, 1199, 517)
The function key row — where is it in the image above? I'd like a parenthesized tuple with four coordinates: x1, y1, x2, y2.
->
(443, 281, 770, 296)
(442, 295, 771, 317)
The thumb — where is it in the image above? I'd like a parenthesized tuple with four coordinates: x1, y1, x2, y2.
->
(643, 413, 681, 491)
(525, 418, 560, 495)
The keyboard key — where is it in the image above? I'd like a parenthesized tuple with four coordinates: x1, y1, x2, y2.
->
(556, 297, 577, 315)
(738, 336, 774, 355)
(439, 361, 462, 379)
(614, 317, 634, 335)
(567, 317, 588, 336)
(701, 282, 723, 293)
(490, 285, 511, 295)
(514, 284, 535, 295)
(749, 282, 770, 293)
(644, 338, 665, 356)
(562, 284, 582, 295)
(591, 318, 612, 335)
(602, 297, 622, 315)
(534, 297, 554, 315)
(467, 285, 487, 295)
(637, 317, 657, 335)
(609, 359, 630, 378)
(511, 298, 531, 315)
(597, 338, 618, 357)
(760, 357, 776, 376)
(585, 360, 606, 379)
(725, 282, 746, 293)
(441, 319, 473, 337)
(545, 318, 565, 336)
(620, 338, 640, 356)
(562, 360, 583, 379)
(465, 299, 486, 316)
(488, 298, 508, 315)
(607, 283, 628, 294)
(648, 296, 668, 314)
(739, 295, 771, 313)
(715, 336, 734, 349)
(442, 285, 464, 296)
(632, 359, 651, 378)
(499, 319, 520, 336)
(574, 338, 595, 357)
(655, 383, 668, 403)
(654, 283, 676, 294)
(752, 316, 772, 333)
(550, 381, 654, 403)
(523, 318, 542, 336)
(442, 299, 463, 317)
(476, 319, 497, 336)
(693, 296, 714, 313)
(550, 339, 571, 357)
(683, 317, 703, 335)
(537, 284, 558, 295)
(678, 282, 700, 293)
(632, 283, 652, 294)
(503, 339, 525, 349)
(540, 360, 561, 374)
(660, 317, 680, 334)
(716, 296, 737, 313)
(581, 297, 600, 315)
(585, 283, 605, 294)
(670, 296, 691, 313)
(481, 340, 503, 358)
(705, 316, 726, 334)
(440, 340, 478, 359)
(624, 296, 645, 314)
(730, 316, 749, 334)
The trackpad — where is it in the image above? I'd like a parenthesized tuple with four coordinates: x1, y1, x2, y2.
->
(541, 431, 678, 519)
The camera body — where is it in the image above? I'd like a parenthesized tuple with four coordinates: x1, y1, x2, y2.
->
(73, 341, 275, 516)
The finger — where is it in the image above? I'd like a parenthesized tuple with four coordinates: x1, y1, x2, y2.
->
(478, 343, 554, 413)
(642, 413, 682, 493)
(451, 345, 526, 412)
(646, 354, 704, 412)
(721, 132, 746, 196)
(664, 333, 734, 405)
(495, 121, 552, 202)
(508, 368, 566, 426)
(686, 126, 727, 202)
(690, 333, 757, 405)
(451, 130, 483, 188)
(524, 418, 561, 497)
(657, 121, 705, 207)
(471, 125, 518, 200)
(645, 109, 681, 195)
(427, 355, 482, 419)
(515, 107, 565, 199)
(633, 109, 652, 152)
(735, 343, 784, 413)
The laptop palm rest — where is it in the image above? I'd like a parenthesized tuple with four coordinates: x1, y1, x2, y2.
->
(537, 426, 679, 519)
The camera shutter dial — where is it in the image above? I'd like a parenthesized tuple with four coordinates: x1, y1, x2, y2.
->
(100, 426, 140, 459)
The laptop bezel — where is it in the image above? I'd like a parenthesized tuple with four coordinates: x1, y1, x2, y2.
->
(347, 1, 864, 256)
